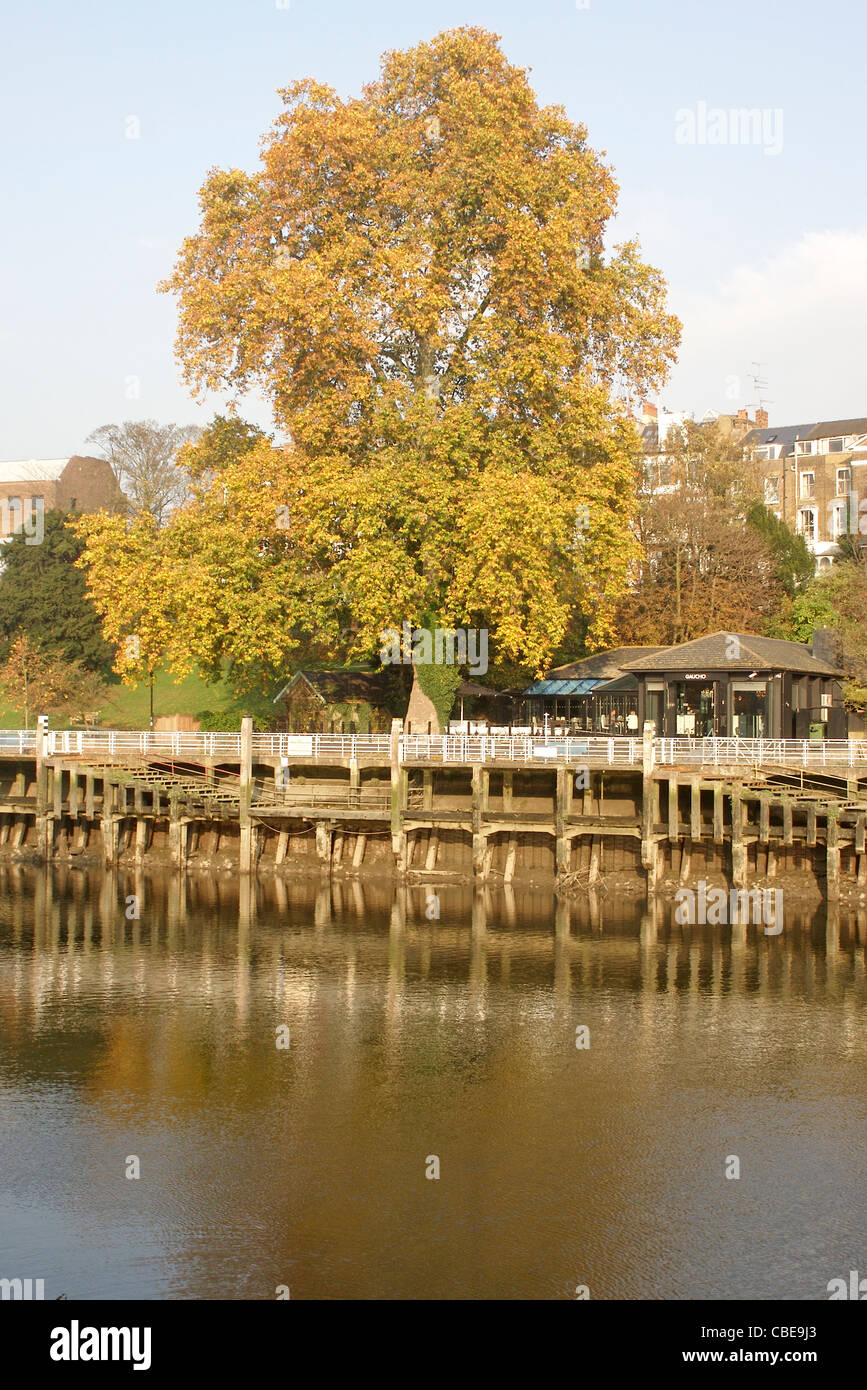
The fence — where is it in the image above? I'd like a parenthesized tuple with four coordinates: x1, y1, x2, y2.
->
(4, 729, 867, 771)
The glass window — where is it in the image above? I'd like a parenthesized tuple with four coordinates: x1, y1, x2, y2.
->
(799, 471, 815, 499)
(798, 508, 816, 540)
(829, 437, 845, 453)
(764, 476, 780, 504)
(645, 683, 665, 733)
(675, 683, 716, 738)
(731, 683, 768, 738)
(830, 502, 847, 539)
(796, 440, 815, 455)
(836, 467, 851, 495)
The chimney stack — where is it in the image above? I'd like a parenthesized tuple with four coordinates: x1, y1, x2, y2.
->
(812, 627, 841, 669)
(737, 408, 748, 420)
(641, 400, 658, 422)
(755, 408, 768, 428)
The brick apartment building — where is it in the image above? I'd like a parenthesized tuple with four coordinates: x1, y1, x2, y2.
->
(740, 417, 867, 570)
(637, 403, 867, 572)
(0, 456, 125, 540)
(638, 401, 768, 491)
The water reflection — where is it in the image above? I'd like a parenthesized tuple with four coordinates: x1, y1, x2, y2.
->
(1, 864, 866, 1300)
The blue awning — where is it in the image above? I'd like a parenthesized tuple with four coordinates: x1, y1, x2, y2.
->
(524, 678, 603, 696)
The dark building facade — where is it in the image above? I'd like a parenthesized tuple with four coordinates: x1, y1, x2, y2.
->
(272, 671, 398, 733)
(623, 632, 845, 738)
(523, 632, 848, 738)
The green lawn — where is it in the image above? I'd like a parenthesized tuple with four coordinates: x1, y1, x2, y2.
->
(0, 669, 240, 731)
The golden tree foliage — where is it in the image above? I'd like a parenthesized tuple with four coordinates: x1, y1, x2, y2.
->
(83, 28, 680, 688)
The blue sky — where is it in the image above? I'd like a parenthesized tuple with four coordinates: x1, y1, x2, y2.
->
(1, 0, 864, 456)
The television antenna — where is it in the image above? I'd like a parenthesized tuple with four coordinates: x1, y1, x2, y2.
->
(747, 361, 773, 413)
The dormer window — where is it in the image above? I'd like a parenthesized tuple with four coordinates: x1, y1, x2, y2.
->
(796, 440, 815, 455)
(828, 437, 845, 453)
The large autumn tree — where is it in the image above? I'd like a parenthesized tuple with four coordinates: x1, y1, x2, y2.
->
(79, 28, 679, 710)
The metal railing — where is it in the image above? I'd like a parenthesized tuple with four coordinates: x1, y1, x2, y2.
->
(3, 728, 867, 771)
(654, 737, 867, 769)
(400, 733, 641, 765)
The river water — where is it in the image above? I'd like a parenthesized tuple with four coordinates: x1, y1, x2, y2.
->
(1, 864, 865, 1300)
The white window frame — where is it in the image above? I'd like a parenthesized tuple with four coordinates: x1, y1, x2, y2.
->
(799, 470, 815, 499)
(796, 440, 815, 455)
(830, 501, 847, 539)
(798, 506, 817, 542)
(836, 467, 851, 496)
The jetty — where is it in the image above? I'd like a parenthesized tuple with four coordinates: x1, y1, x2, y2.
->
(2, 719, 867, 898)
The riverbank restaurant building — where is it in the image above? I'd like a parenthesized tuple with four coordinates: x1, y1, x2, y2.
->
(521, 632, 848, 738)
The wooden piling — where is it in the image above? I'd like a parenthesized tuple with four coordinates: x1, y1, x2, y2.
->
(471, 765, 487, 879)
(690, 777, 701, 842)
(826, 813, 840, 901)
(713, 784, 724, 844)
(731, 789, 747, 889)
(239, 716, 253, 874)
(668, 775, 679, 845)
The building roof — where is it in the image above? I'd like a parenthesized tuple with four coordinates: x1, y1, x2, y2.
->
(623, 632, 842, 677)
(457, 679, 501, 697)
(741, 418, 867, 456)
(592, 674, 640, 694)
(0, 458, 70, 484)
(805, 418, 867, 440)
(273, 670, 391, 705)
(545, 647, 664, 681)
(739, 423, 818, 455)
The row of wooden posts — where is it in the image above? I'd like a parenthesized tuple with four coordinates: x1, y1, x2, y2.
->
(16, 717, 862, 897)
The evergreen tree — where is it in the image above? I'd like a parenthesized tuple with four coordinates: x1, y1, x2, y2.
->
(0, 511, 116, 676)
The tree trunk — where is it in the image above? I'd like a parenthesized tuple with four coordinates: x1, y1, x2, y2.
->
(404, 665, 440, 734)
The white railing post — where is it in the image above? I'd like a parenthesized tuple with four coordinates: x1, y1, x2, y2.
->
(850, 738, 855, 769)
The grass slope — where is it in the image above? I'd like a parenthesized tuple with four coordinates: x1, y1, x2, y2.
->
(0, 669, 239, 731)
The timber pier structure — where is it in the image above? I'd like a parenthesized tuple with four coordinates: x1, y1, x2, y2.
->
(3, 720, 867, 898)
